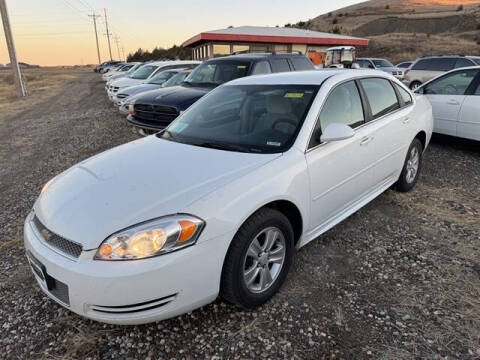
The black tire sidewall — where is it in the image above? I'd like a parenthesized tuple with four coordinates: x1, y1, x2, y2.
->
(396, 138, 423, 192)
(221, 208, 294, 309)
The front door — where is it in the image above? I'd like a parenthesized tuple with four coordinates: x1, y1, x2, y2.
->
(456, 71, 480, 141)
(423, 69, 478, 136)
(305, 80, 376, 235)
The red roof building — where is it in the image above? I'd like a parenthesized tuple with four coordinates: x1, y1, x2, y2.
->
(182, 26, 369, 60)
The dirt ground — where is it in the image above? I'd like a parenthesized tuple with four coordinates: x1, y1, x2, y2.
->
(0, 71, 479, 359)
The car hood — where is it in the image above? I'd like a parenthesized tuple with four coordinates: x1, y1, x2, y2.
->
(119, 83, 160, 97)
(111, 77, 144, 89)
(134, 85, 212, 110)
(34, 136, 279, 249)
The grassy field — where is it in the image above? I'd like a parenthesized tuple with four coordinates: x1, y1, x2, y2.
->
(0, 67, 89, 122)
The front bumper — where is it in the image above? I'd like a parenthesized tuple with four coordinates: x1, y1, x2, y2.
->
(126, 115, 168, 131)
(24, 212, 230, 325)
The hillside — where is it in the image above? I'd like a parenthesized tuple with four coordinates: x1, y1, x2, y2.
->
(298, 0, 480, 63)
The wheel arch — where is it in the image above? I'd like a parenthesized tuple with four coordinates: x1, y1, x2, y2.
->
(415, 130, 427, 150)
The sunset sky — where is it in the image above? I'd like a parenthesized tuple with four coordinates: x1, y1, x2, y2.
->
(0, 0, 361, 66)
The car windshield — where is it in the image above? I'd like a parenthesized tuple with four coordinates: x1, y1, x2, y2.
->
(183, 61, 251, 87)
(147, 70, 177, 85)
(158, 84, 318, 153)
(162, 71, 190, 87)
(130, 65, 158, 79)
(373, 59, 394, 68)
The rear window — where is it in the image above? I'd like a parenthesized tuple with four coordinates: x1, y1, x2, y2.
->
(360, 78, 400, 119)
(270, 59, 291, 73)
(290, 57, 314, 71)
(454, 58, 475, 69)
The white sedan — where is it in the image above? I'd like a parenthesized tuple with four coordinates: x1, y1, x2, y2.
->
(415, 66, 480, 141)
(24, 70, 433, 325)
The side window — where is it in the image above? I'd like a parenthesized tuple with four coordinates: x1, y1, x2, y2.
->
(475, 83, 480, 95)
(454, 58, 475, 69)
(360, 78, 400, 119)
(357, 59, 373, 69)
(270, 59, 291, 73)
(251, 61, 272, 75)
(412, 59, 430, 70)
(290, 57, 314, 71)
(430, 58, 456, 71)
(394, 83, 413, 105)
(319, 81, 364, 131)
(424, 69, 477, 95)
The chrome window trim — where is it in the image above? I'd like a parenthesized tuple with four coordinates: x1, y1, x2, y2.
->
(305, 75, 415, 154)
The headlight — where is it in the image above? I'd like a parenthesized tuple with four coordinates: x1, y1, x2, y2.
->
(94, 215, 205, 260)
(129, 104, 135, 116)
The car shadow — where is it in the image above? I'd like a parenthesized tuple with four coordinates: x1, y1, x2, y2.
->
(430, 133, 480, 154)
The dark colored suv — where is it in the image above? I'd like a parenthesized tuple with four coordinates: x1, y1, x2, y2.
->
(127, 53, 314, 133)
(404, 55, 480, 89)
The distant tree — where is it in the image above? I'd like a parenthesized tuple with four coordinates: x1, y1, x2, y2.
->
(338, 13, 343, 17)
(457, 4, 463, 11)
(333, 18, 338, 24)
(385, 5, 390, 9)
(127, 45, 191, 61)
(477, 23, 480, 29)
(284, 23, 292, 27)
(327, 12, 332, 17)
(332, 26, 341, 34)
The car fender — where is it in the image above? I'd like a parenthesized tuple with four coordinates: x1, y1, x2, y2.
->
(183, 148, 310, 250)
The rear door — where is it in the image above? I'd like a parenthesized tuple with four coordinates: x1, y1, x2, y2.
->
(358, 78, 411, 186)
(422, 69, 478, 136)
(457, 70, 480, 140)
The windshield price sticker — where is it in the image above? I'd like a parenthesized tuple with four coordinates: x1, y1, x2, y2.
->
(284, 92, 304, 98)
(237, 65, 247, 69)
(267, 141, 281, 146)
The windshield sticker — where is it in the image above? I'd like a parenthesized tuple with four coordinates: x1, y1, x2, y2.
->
(237, 65, 247, 69)
(267, 141, 281, 146)
(170, 122, 188, 132)
(284, 92, 304, 99)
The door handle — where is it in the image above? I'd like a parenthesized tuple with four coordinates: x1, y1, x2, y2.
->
(360, 136, 373, 146)
(446, 99, 460, 105)
(402, 116, 410, 124)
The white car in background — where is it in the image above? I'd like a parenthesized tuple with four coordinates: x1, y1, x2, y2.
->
(106, 61, 200, 100)
(102, 62, 142, 82)
(415, 66, 480, 141)
(25, 70, 432, 325)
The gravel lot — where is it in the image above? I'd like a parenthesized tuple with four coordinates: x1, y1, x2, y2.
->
(0, 72, 479, 359)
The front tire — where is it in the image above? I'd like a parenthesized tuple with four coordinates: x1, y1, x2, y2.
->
(220, 208, 294, 309)
(395, 138, 423, 192)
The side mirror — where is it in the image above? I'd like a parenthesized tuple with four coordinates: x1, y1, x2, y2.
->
(320, 123, 355, 143)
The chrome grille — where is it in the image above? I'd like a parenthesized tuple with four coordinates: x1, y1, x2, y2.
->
(134, 104, 179, 127)
(32, 215, 83, 259)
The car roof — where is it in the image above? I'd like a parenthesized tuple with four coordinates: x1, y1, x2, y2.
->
(227, 69, 393, 86)
(147, 60, 201, 66)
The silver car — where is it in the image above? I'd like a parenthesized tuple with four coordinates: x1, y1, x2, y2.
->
(356, 58, 404, 79)
(403, 55, 480, 90)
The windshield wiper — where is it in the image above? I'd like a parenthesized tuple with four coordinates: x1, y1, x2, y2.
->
(196, 141, 253, 153)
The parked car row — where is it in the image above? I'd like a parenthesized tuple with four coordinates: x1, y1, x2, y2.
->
(26, 66, 433, 325)
(102, 53, 315, 134)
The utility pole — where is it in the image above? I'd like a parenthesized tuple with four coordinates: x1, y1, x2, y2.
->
(88, 11, 101, 64)
(0, 0, 26, 97)
(113, 35, 121, 62)
(121, 46, 126, 62)
(103, 8, 113, 60)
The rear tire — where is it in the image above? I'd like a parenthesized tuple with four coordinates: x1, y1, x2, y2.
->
(395, 138, 423, 192)
(220, 208, 294, 309)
